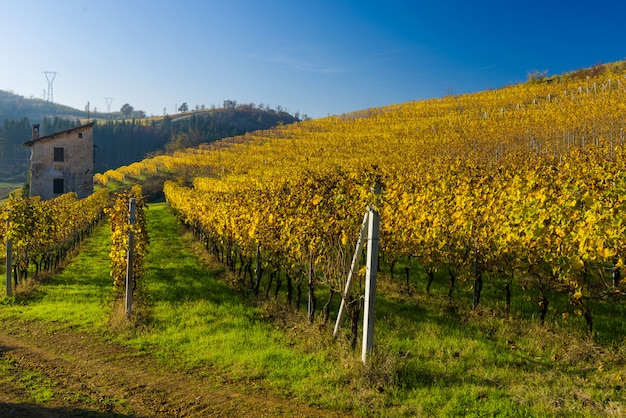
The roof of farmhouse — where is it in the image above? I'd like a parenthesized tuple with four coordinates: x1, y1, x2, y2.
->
(23, 122, 94, 147)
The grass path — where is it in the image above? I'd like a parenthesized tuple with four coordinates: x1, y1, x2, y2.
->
(130, 204, 329, 379)
(0, 212, 114, 329)
(126, 204, 344, 411)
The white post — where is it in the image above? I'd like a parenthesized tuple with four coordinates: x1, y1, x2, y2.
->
(362, 184, 380, 364)
(5, 216, 12, 297)
(333, 211, 368, 338)
(125, 198, 136, 316)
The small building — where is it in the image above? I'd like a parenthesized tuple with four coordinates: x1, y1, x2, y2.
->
(23, 122, 94, 200)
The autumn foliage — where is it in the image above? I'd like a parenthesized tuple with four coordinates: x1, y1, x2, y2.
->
(99, 61, 626, 333)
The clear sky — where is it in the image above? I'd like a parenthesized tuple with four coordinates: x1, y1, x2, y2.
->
(1, 0, 624, 119)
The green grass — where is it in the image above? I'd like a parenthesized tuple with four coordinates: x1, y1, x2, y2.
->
(19, 370, 56, 403)
(0, 219, 113, 329)
(124, 204, 334, 386)
(1, 202, 625, 416)
(0, 356, 55, 403)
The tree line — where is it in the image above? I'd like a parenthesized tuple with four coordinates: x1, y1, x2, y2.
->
(0, 106, 300, 183)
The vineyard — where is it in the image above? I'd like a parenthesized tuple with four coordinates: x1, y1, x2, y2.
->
(97, 62, 626, 341)
(0, 186, 148, 300)
(1, 189, 108, 286)
(3, 61, 626, 416)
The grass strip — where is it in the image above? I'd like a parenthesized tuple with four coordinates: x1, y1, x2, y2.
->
(125, 203, 332, 386)
(0, 219, 113, 329)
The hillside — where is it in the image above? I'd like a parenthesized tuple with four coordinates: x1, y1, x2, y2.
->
(103, 59, 626, 342)
(108, 61, 626, 184)
(92, 106, 299, 173)
(0, 90, 93, 122)
(0, 90, 300, 184)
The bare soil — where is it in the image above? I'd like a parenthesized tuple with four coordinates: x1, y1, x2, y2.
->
(0, 317, 348, 417)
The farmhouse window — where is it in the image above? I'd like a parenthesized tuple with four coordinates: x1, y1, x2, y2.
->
(53, 178, 64, 194)
(78, 132, 83, 139)
(53, 147, 64, 162)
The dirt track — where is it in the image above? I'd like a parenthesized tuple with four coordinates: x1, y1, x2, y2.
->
(0, 318, 346, 417)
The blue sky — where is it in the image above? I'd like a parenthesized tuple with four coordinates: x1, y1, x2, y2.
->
(1, 0, 624, 119)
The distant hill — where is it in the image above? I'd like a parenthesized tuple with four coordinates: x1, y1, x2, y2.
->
(0, 91, 301, 183)
(0, 90, 90, 122)
(92, 105, 300, 174)
(0, 89, 152, 123)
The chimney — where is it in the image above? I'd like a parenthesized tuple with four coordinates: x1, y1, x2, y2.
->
(32, 124, 40, 140)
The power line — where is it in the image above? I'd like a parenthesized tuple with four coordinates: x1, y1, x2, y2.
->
(105, 97, 114, 113)
(43, 71, 58, 103)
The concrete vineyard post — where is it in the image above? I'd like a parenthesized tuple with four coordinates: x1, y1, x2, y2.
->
(362, 183, 380, 364)
(125, 198, 136, 316)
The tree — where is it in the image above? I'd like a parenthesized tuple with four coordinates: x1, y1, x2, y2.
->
(223, 99, 237, 109)
(165, 132, 191, 152)
(527, 69, 549, 83)
(120, 103, 134, 119)
(178, 102, 189, 113)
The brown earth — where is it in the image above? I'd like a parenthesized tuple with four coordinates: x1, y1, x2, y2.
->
(0, 317, 349, 417)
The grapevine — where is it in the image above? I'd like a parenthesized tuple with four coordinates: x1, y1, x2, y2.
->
(105, 185, 148, 291)
(104, 61, 626, 334)
(1, 189, 108, 287)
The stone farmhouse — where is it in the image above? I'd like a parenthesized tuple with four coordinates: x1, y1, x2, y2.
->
(23, 122, 94, 200)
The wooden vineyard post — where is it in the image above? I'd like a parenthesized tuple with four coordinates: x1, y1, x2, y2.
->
(362, 183, 380, 364)
(307, 250, 315, 324)
(255, 244, 261, 296)
(333, 211, 369, 338)
(125, 198, 136, 316)
(5, 214, 12, 297)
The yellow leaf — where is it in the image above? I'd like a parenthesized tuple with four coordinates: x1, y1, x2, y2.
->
(600, 247, 615, 260)
(311, 194, 323, 205)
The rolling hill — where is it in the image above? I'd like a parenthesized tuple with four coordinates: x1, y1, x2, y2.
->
(0, 90, 300, 184)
